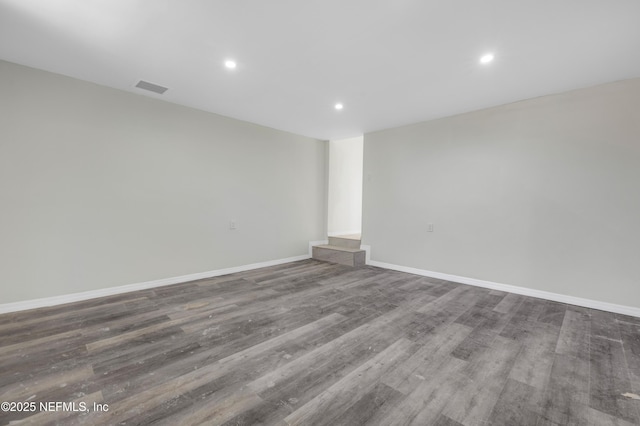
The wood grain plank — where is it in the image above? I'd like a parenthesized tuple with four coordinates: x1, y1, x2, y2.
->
(381, 322, 473, 395)
(77, 313, 346, 424)
(1, 259, 638, 425)
(330, 382, 404, 426)
(619, 320, 640, 396)
(555, 309, 591, 360)
(486, 378, 541, 426)
(283, 338, 414, 425)
(0, 365, 94, 402)
(509, 322, 559, 390)
(442, 335, 522, 425)
(371, 357, 468, 425)
(538, 353, 590, 425)
(590, 336, 640, 423)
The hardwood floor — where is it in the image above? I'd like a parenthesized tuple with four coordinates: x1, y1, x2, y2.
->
(1, 259, 639, 425)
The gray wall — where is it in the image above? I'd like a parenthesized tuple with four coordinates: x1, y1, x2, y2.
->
(363, 78, 640, 308)
(0, 60, 326, 304)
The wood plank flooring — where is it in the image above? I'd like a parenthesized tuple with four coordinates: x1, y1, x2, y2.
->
(1, 259, 639, 425)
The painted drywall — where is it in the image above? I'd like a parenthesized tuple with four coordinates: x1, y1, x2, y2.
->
(363, 78, 640, 309)
(0, 60, 326, 304)
(327, 137, 363, 236)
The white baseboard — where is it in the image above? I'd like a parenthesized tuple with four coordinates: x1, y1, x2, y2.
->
(367, 260, 640, 318)
(8, 252, 636, 319)
(0, 254, 310, 315)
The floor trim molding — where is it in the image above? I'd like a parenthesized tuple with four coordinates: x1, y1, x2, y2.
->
(0, 254, 310, 314)
(368, 260, 640, 318)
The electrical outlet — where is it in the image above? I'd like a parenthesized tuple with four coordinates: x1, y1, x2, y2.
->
(428, 223, 434, 232)
(229, 221, 237, 230)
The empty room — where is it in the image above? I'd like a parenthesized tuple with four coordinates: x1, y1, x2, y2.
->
(1, 1, 639, 425)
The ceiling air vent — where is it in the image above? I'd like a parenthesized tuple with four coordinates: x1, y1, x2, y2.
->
(135, 80, 168, 94)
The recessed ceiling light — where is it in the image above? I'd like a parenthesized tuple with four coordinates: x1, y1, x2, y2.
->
(224, 60, 237, 69)
(334, 103, 344, 110)
(480, 53, 494, 64)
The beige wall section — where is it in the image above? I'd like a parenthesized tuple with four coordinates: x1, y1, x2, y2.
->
(0, 60, 326, 304)
(363, 78, 640, 309)
(328, 137, 363, 236)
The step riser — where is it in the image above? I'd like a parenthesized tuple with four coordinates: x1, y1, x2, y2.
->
(312, 247, 365, 267)
(328, 236, 361, 249)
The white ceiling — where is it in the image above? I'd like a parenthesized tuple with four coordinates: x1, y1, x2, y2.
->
(1, 0, 639, 140)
